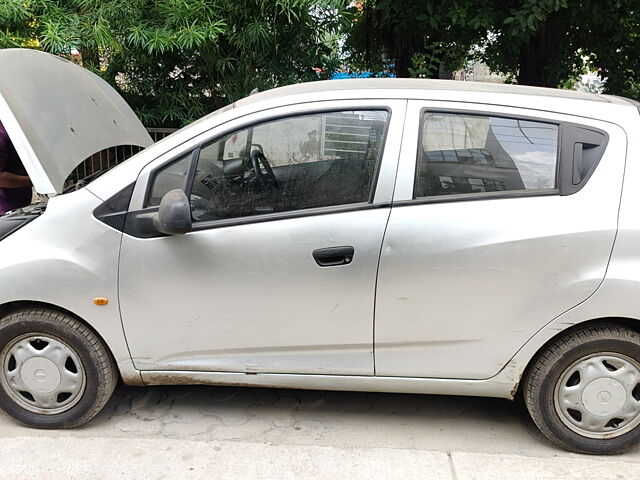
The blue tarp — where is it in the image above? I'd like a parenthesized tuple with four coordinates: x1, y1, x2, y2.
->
(331, 71, 395, 79)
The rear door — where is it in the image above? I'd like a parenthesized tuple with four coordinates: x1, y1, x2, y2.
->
(375, 100, 626, 379)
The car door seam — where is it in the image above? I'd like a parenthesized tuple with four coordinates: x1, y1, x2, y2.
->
(373, 99, 408, 376)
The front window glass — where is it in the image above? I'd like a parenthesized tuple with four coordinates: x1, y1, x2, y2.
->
(189, 110, 389, 222)
(415, 112, 558, 198)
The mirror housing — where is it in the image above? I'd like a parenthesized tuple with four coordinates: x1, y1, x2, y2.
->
(152, 189, 192, 236)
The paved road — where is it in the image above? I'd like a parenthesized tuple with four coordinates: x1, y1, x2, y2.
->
(0, 384, 639, 478)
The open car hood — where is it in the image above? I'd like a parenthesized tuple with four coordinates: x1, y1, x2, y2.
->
(0, 49, 152, 194)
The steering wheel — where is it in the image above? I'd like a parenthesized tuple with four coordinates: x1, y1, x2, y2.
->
(250, 150, 279, 188)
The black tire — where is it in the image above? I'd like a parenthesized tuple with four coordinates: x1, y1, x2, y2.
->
(0, 308, 117, 428)
(524, 324, 640, 454)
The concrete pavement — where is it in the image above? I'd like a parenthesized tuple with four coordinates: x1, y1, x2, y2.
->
(0, 385, 639, 478)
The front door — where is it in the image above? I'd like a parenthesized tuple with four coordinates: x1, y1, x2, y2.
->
(375, 101, 625, 379)
(119, 102, 405, 375)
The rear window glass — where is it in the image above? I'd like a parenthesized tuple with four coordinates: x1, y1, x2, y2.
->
(414, 112, 559, 198)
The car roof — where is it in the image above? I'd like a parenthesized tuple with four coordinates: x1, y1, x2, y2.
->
(228, 78, 638, 131)
(235, 78, 613, 107)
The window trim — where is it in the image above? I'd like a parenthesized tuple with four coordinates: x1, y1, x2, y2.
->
(123, 201, 393, 238)
(412, 108, 562, 203)
(394, 188, 559, 208)
(142, 107, 392, 226)
(191, 201, 391, 232)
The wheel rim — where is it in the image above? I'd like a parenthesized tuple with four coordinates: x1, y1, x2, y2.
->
(554, 352, 640, 439)
(0, 334, 86, 415)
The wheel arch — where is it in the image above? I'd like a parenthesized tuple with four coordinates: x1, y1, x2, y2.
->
(515, 316, 640, 398)
(0, 300, 123, 383)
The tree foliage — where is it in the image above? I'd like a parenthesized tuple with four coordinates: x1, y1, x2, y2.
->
(343, 0, 640, 99)
(0, 0, 347, 127)
(1, 0, 639, 125)
(343, 1, 487, 78)
(483, 0, 640, 94)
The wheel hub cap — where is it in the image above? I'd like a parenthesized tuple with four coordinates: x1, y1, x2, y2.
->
(0, 335, 86, 415)
(21, 357, 61, 393)
(554, 353, 640, 439)
(581, 378, 626, 416)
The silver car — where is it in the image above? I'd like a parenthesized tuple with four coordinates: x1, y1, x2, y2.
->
(1, 49, 640, 454)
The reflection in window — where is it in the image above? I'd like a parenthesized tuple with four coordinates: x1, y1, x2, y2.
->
(415, 113, 558, 198)
(468, 178, 485, 193)
(188, 110, 389, 222)
(146, 153, 192, 207)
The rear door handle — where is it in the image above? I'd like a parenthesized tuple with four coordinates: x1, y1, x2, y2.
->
(312, 246, 355, 267)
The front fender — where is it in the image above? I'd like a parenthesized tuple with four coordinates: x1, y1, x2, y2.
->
(0, 189, 142, 384)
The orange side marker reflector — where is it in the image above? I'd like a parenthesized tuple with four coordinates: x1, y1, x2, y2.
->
(93, 297, 109, 306)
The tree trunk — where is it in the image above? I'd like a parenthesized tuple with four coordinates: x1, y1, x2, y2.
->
(517, 11, 565, 87)
(394, 45, 413, 78)
(518, 45, 545, 86)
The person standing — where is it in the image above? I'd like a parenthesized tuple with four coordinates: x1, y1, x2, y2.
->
(0, 121, 31, 215)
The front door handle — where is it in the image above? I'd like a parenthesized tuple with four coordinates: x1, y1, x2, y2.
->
(312, 246, 355, 267)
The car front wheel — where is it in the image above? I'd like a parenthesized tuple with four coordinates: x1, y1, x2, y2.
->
(524, 324, 640, 454)
(0, 308, 117, 428)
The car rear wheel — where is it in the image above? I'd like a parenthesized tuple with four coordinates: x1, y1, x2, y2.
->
(524, 324, 640, 454)
(0, 308, 117, 428)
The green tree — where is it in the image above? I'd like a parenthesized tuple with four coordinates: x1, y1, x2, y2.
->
(342, 0, 639, 99)
(343, 0, 489, 78)
(0, 0, 347, 127)
(482, 0, 640, 97)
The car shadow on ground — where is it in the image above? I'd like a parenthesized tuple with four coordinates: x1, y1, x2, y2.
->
(83, 382, 568, 456)
(2, 382, 639, 457)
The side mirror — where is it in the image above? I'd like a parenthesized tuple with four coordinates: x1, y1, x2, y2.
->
(152, 189, 192, 236)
